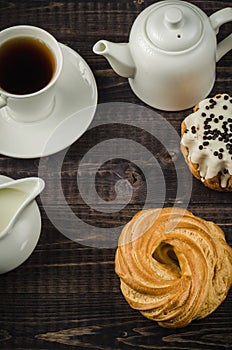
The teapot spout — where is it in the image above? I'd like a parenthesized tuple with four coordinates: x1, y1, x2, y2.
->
(93, 40, 135, 78)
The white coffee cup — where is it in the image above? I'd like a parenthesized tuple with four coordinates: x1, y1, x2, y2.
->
(0, 25, 63, 122)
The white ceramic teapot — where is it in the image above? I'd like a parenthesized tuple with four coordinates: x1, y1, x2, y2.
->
(93, 1, 232, 111)
(0, 175, 45, 274)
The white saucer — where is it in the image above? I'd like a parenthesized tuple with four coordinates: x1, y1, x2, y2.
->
(0, 43, 98, 158)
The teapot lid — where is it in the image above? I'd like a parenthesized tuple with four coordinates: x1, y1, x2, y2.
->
(146, 2, 203, 52)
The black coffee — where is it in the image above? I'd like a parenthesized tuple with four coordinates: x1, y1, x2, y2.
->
(0, 36, 56, 95)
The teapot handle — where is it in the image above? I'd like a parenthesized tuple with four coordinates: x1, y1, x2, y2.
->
(210, 8, 232, 62)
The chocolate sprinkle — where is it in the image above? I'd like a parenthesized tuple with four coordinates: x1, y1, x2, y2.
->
(191, 126, 196, 134)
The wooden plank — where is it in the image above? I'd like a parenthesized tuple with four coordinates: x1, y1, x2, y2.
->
(0, 1, 231, 349)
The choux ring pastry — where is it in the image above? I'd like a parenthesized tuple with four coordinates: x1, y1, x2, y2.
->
(115, 208, 232, 328)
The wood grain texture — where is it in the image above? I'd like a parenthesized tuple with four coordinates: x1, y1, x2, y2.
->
(0, 1, 231, 349)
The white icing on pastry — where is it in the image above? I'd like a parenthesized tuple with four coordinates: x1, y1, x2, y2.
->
(181, 94, 232, 188)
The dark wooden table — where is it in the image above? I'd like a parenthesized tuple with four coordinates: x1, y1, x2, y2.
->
(0, 1, 231, 349)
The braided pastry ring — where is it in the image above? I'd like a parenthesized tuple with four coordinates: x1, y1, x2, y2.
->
(115, 208, 232, 328)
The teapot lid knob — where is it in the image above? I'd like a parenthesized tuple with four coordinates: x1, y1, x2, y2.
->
(145, 2, 203, 52)
(164, 7, 183, 28)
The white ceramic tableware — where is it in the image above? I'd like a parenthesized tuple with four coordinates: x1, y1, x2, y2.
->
(0, 43, 97, 158)
(0, 175, 45, 274)
(93, 1, 232, 111)
(0, 25, 63, 122)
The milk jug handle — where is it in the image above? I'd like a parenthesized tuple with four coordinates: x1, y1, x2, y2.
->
(210, 8, 232, 62)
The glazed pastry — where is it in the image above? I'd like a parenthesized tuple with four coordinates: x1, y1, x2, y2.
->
(180, 94, 232, 191)
(115, 208, 232, 328)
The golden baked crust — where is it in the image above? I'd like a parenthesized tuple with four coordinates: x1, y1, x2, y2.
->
(180, 94, 232, 191)
(115, 208, 232, 328)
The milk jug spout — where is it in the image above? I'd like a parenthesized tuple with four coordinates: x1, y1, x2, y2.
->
(0, 177, 45, 237)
